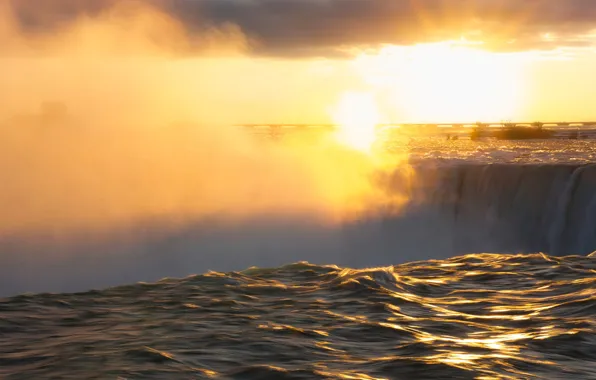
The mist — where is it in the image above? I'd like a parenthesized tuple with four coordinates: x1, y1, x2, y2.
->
(0, 1, 415, 296)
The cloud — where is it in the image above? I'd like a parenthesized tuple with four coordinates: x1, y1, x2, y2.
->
(2, 0, 249, 57)
(7, 0, 596, 57)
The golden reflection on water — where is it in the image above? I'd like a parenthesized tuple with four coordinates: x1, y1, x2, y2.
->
(315, 253, 596, 378)
(4, 254, 595, 379)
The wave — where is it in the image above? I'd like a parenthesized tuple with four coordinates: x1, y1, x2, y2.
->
(2, 254, 595, 379)
(1, 163, 596, 296)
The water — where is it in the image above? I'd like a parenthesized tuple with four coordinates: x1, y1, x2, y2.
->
(2, 255, 596, 379)
(392, 138, 596, 164)
(2, 140, 596, 379)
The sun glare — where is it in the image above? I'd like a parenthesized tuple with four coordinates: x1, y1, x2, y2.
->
(331, 91, 380, 153)
(352, 42, 527, 123)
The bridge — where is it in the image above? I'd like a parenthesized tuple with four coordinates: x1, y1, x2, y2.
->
(236, 122, 596, 129)
(235, 122, 596, 140)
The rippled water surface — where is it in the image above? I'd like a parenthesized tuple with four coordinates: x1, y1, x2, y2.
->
(2, 254, 596, 379)
(386, 139, 596, 164)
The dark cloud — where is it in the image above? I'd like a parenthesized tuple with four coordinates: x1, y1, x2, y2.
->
(9, 0, 118, 31)
(7, 0, 596, 57)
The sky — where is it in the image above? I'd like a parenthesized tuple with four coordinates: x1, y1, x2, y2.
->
(2, 0, 596, 123)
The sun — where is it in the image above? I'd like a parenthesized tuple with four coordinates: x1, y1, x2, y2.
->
(328, 42, 528, 152)
(352, 42, 527, 123)
(331, 91, 380, 153)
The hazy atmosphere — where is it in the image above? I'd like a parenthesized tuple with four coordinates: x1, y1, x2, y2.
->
(2, 1, 596, 379)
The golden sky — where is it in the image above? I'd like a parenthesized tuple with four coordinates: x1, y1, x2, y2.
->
(2, 0, 596, 124)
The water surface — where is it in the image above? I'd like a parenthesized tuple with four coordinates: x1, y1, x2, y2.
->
(2, 254, 596, 379)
